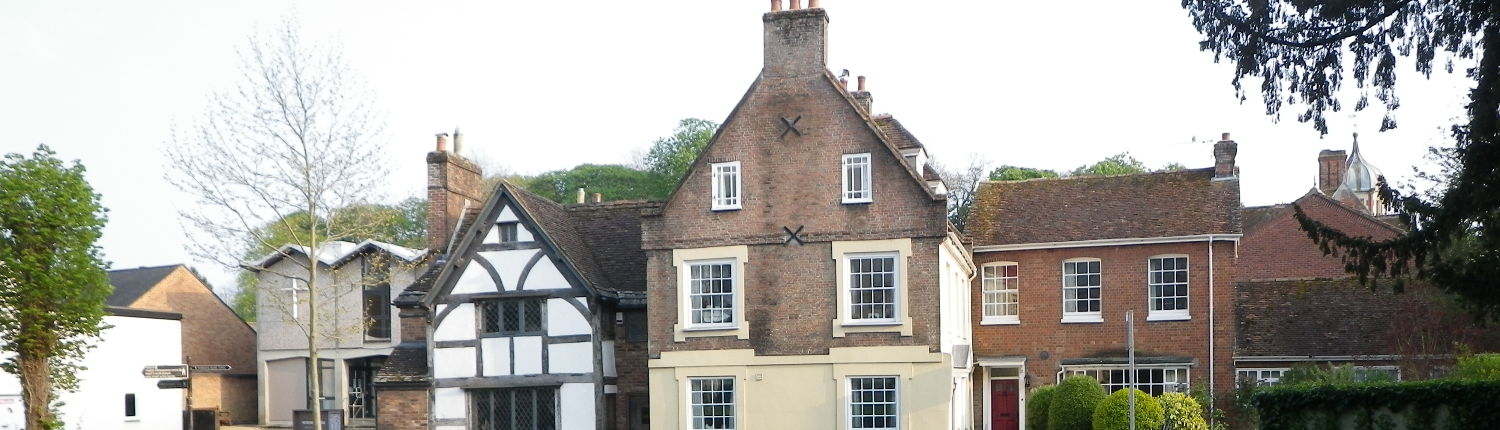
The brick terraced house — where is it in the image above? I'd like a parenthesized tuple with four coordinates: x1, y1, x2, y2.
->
(964, 136, 1243, 430)
(643, 2, 976, 428)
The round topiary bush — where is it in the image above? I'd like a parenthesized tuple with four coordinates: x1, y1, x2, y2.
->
(1048, 375, 1107, 430)
(1027, 384, 1058, 430)
(1158, 392, 1208, 430)
(1091, 388, 1164, 430)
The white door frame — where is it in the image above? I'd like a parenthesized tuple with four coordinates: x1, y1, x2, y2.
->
(979, 358, 1027, 430)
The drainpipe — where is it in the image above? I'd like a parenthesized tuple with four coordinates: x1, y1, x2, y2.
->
(1207, 235, 1216, 425)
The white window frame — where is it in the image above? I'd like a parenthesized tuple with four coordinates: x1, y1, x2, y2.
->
(1061, 258, 1103, 323)
(685, 259, 737, 331)
(688, 377, 736, 430)
(981, 262, 1020, 325)
(1147, 255, 1190, 321)
(711, 161, 741, 211)
(845, 252, 900, 324)
(847, 376, 899, 430)
(1236, 368, 1289, 386)
(673, 246, 750, 341)
(842, 153, 873, 203)
(1060, 365, 1190, 396)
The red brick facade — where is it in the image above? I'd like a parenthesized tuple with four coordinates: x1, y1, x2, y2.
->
(375, 388, 429, 430)
(610, 310, 649, 430)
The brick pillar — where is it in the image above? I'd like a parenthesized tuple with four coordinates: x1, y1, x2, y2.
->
(762, 7, 829, 78)
(375, 388, 429, 430)
(426, 134, 483, 253)
(1317, 149, 1348, 195)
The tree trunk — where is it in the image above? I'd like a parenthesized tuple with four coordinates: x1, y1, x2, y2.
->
(18, 349, 53, 430)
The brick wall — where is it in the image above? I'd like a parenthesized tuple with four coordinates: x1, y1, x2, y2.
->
(375, 388, 429, 430)
(969, 240, 1237, 426)
(129, 266, 258, 423)
(1239, 194, 1400, 281)
(611, 310, 649, 430)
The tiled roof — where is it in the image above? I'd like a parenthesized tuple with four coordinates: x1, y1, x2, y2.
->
(505, 182, 609, 294)
(106, 265, 181, 307)
(374, 343, 429, 383)
(967, 168, 1241, 246)
(1242, 204, 1289, 235)
(566, 201, 657, 292)
(872, 115, 924, 150)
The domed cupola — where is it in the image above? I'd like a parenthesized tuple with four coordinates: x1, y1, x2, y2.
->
(1341, 133, 1383, 193)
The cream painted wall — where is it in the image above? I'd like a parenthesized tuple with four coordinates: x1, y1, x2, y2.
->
(649, 346, 955, 430)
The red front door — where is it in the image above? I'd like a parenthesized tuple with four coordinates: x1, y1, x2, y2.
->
(991, 379, 1020, 430)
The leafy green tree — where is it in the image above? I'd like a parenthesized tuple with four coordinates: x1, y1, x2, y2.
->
(523, 164, 674, 204)
(1027, 384, 1059, 430)
(643, 118, 719, 180)
(989, 166, 1061, 181)
(0, 145, 111, 430)
(1072, 153, 1150, 177)
(1183, 0, 1500, 320)
(1092, 388, 1164, 430)
(1049, 375, 1107, 430)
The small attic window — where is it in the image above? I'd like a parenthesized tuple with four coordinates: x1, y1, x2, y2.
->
(497, 222, 519, 242)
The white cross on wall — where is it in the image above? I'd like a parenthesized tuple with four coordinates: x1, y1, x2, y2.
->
(282, 279, 308, 318)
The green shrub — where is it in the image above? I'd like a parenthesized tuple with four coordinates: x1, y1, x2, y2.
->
(1027, 385, 1058, 430)
(1159, 392, 1208, 430)
(1452, 353, 1500, 381)
(1048, 375, 1106, 430)
(1091, 388, 1163, 430)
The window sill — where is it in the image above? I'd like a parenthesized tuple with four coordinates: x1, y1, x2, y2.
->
(1146, 312, 1190, 322)
(683, 325, 738, 332)
(981, 317, 1020, 326)
(841, 320, 902, 327)
(841, 199, 873, 205)
(711, 205, 741, 212)
(1060, 314, 1103, 324)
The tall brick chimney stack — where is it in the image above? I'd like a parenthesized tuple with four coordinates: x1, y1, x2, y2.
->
(763, 0, 829, 79)
(427, 132, 483, 254)
(1317, 149, 1348, 195)
(1213, 132, 1238, 181)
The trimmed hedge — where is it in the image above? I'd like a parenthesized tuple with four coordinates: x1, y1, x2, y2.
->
(1251, 379, 1500, 430)
(1028, 385, 1058, 430)
(1092, 388, 1163, 430)
(1049, 375, 1106, 430)
(1159, 392, 1208, 430)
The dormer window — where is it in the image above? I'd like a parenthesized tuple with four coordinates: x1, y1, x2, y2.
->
(842, 153, 872, 203)
(711, 161, 741, 211)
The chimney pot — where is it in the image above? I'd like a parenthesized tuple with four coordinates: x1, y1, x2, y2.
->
(593, 193, 602, 203)
(790, 0, 801, 10)
(839, 77, 848, 90)
(808, 0, 819, 8)
(857, 76, 866, 91)
(453, 130, 464, 155)
(1221, 132, 1231, 141)
(771, 0, 782, 11)
(577, 188, 586, 204)
(435, 133, 449, 152)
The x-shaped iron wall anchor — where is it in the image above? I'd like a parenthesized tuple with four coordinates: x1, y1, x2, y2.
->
(779, 116, 803, 138)
(783, 225, 806, 245)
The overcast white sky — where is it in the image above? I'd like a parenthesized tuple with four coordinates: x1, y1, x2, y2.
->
(0, 1, 1475, 293)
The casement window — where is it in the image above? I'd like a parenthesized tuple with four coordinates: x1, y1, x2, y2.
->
(478, 297, 546, 336)
(687, 260, 737, 329)
(848, 377, 898, 430)
(981, 263, 1020, 324)
(1061, 366, 1189, 396)
(1062, 259, 1102, 323)
(471, 387, 558, 430)
(689, 377, 736, 430)
(847, 254, 899, 322)
(842, 153, 873, 203)
(1147, 255, 1189, 321)
(497, 222, 520, 242)
(363, 255, 392, 340)
(1236, 368, 1288, 386)
(711, 161, 742, 210)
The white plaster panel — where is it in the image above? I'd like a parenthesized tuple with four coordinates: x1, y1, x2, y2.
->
(434, 347, 477, 379)
(433, 387, 466, 419)
(481, 337, 511, 376)
(433, 303, 476, 342)
(523, 258, 569, 290)
(603, 340, 617, 377)
(548, 342, 593, 374)
(484, 223, 499, 244)
(547, 298, 591, 336)
(497, 205, 518, 222)
(480, 250, 537, 291)
(451, 260, 498, 295)
(513, 336, 543, 375)
(517, 223, 534, 242)
(560, 383, 595, 430)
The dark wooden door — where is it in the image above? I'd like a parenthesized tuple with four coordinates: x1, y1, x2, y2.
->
(991, 379, 1020, 430)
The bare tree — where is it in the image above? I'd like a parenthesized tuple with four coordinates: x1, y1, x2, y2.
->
(932, 153, 991, 233)
(165, 17, 387, 430)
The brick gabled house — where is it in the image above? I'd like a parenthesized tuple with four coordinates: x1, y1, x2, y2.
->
(106, 264, 258, 425)
(964, 137, 1242, 430)
(377, 137, 657, 430)
(1235, 147, 1500, 384)
(642, 3, 975, 429)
